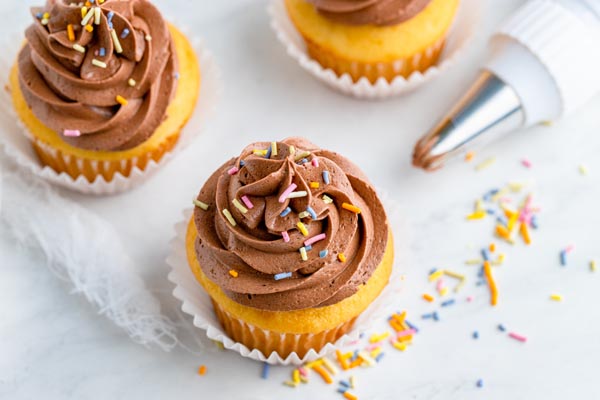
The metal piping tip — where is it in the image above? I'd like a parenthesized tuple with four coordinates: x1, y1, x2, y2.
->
(413, 71, 525, 171)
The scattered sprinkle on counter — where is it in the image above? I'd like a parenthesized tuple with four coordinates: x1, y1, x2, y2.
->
(197, 365, 207, 376)
(475, 157, 496, 171)
(549, 294, 563, 301)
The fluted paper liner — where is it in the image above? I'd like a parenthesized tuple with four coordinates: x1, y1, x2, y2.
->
(167, 189, 407, 365)
(268, 0, 481, 99)
(0, 23, 220, 195)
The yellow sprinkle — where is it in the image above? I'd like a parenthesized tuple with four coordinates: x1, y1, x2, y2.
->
(475, 199, 484, 211)
(110, 28, 123, 53)
(492, 253, 506, 266)
(338, 253, 346, 263)
(428, 269, 444, 282)
(72, 44, 86, 53)
(228, 269, 238, 278)
(299, 247, 308, 261)
(222, 209, 236, 226)
(292, 369, 300, 384)
(43, 12, 50, 19)
(94, 7, 101, 25)
(296, 222, 308, 236)
(422, 293, 434, 302)
(349, 376, 356, 388)
(115, 95, 128, 106)
(81, 7, 95, 26)
(475, 156, 496, 171)
(98, 0, 104, 3)
(321, 358, 339, 375)
(579, 165, 588, 175)
(392, 341, 408, 351)
(232, 198, 248, 214)
(454, 279, 466, 293)
(491, 187, 509, 203)
(294, 151, 311, 161)
(128, 78, 136, 87)
(507, 214, 519, 232)
(508, 181, 525, 192)
(465, 151, 475, 162)
(271, 141, 278, 156)
(67, 24, 75, 41)
(444, 270, 465, 280)
(304, 359, 323, 369)
(91, 58, 106, 68)
(370, 347, 383, 359)
(541, 120, 554, 126)
(193, 199, 209, 210)
(322, 195, 333, 204)
(81, 6, 87, 18)
(298, 211, 310, 219)
(369, 331, 390, 343)
(85, 24, 93, 33)
(550, 294, 562, 301)
(253, 149, 267, 156)
(591, 260, 597, 272)
(289, 145, 296, 156)
(439, 287, 449, 296)
(465, 259, 484, 265)
(310, 182, 320, 189)
(357, 351, 376, 366)
(283, 381, 298, 388)
(342, 203, 361, 214)
(466, 210, 486, 220)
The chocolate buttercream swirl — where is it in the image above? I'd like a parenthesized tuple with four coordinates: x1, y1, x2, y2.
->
(193, 138, 389, 311)
(18, 0, 177, 151)
(307, 0, 431, 26)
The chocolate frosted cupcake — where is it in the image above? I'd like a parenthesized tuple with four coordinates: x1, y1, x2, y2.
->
(10, 0, 200, 183)
(186, 137, 394, 358)
(284, 0, 460, 83)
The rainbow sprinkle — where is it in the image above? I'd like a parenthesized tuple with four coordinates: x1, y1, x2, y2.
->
(297, 222, 309, 237)
(120, 28, 130, 38)
(288, 191, 308, 199)
(338, 253, 346, 262)
(91, 59, 107, 68)
(63, 129, 81, 137)
(508, 332, 527, 343)
(323, 170, 330, 184)
(279, 183, 297, 203)
(110, 29, 123, 53)
(306, 206, 317, 219)
(323, 195, 334, 204)
(227, 166, 239, 175)
(115, 95, 128, 106)
(192, 199, 209, 210)
(281, 231, 290, 243)
(72, 44, 86, 53)
(342, 203, 361, 214)
(128, 78, 136, 87)
(222, 209, 236, 226)
(261, 363, 270, 379)
(304, 233, 326, 247)
(274, 272, 292, 280)
(280, 207, 292, 217)
(228, 270, 238, 278)
(240, 195, 253, 209)
(299, 247, 308, 261)
(232, 199, 248, 214)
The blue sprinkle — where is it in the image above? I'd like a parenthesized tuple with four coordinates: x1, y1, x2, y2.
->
(306, 206, 317, 219)
(497, 324, 506, 332)
(304, 245, 312, 251)
(530, 216, 538, 229)
(174, 72, 180, 80)
(301, 158, 308, 164)
(422, 312, 434, 319)
(261, 363, 269, 379)
(476, 280, 486, 286)
(478, 266, 484, 278)
(560, 250, 567, 266)
(120, 28, 130, 39)
(441, 299, 455, 307)
(265, 145, 272, 159)
(108, 22, 113, 29)
(339, 380, 351, 388)
(476, 379, 484, 388)
(323, 170, 330, 184)
(36, 12, 43, 19)
(429, 268, 438, 275)
(239, 160, 246, 167)
(404, 319, 419, 332)
(274, 272, 292, 280)
(375, 353, 385, 363)
(107, 11, 114, 21)
(481, 248, 490, 261)
(99, 47, 106, 57)
(432, 311, 440, 321)
(280, 207, 292, 217)
(473, 331, 479, 339)
(337, 388, 348, 394)
(483, 189, 499, 201)
(359, 333, 365, 339)
(486, 208, 495, 215)
(319, 250, 328, 258)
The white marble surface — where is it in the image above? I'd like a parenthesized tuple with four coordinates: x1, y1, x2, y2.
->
(2, 0, 600, 399)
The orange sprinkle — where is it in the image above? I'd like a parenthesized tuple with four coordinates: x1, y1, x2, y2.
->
(229, 269, 238, 278)
(67, 24, 75, 41)
(343, 392, 358, 400)
(197, 365, 207, 376)
(496, 224, 512, 242)
(422, 293, 434, 302)
(342, 202, 361, 214)
(392, 311, 406, 324)
(85, 24, 93, 33)
(312, 365, 332, 384)
(338, 253, 346, 263)
(520, 222, 531, 245)
(483, 261, 498, 306)
(348, 358, 363, 369)
(336, 350, 349, 370)
(309, 182, 319, 189)
(489, 242, 496, 252)
(116, 95, 128, 106)
(465, 151, 475, 162)
(389, 319, 403, 332)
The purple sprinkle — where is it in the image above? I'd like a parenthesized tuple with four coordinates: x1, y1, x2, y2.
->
(120, 28, 130, 39)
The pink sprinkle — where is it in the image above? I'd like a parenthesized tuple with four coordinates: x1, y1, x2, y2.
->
(365, 343, 382, 351)
(396, 329, 416, 339)
(508, 332, 527, 342)
(311, 158, 319, 167)
(241, 195, 254, 209)
(281, 231, 290, 243)
(63, 129, 81, 137)
(521, 159, 532, 168)
(304, 233, 326, 247)
(467, 295, 474, 302)
(565, 244, 575, 254)
(436, 279, 445, 292)
(227, 166, 239, 175)
(278, 183, 297, 203)
(298, 367, 309, 377)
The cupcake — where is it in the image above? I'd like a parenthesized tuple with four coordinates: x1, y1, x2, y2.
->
(186, 137, 393, 358)
(10, 0, 200, 183)
(284, 0, 460, 83)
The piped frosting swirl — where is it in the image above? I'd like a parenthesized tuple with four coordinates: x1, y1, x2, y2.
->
(18, 0, 177, 151)
(306, 0, 432, 26)
(193, 138, 389, 311)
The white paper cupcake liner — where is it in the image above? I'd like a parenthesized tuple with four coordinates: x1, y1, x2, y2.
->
(0, 24, 220, 195)
(166, 190, 408, 365)
(268, 0, 482, 99)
